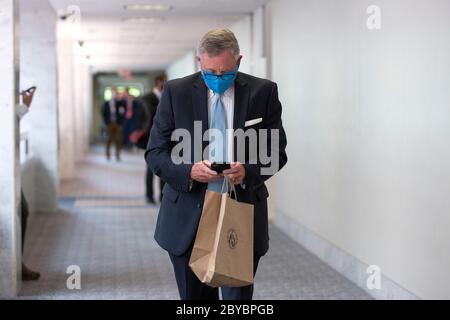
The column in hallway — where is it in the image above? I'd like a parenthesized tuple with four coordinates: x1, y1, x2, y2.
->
(0, 0, 21, 298)
(57, 18, 93, 169)
(81, 61, 94, 151)
(73, 43, 91, 159)
(57, 36, 76, 179)
(19, 0, 59, 213)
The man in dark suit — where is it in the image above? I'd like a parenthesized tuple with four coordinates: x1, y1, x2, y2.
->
(145, 28, 287, 300)
(17, 87, 41, 281)
(102, 87, 126, 161)
(141, 74, 167, 203)
(122, 87, 144, 149)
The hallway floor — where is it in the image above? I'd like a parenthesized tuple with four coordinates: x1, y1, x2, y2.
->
(19, 148, 372, 300)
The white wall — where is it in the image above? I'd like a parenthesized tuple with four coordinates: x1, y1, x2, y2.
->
(229, 15, 253, 74)
(0, 0, 21, 298)
(166, 50, 196, 80)
(270, 0, 450, 299)
(57, 37, 76, 179)
(20, 0, 59, 213)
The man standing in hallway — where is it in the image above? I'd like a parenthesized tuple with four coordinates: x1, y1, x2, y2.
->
(141, 74, 167, 203)
(102, 87, 126, 161)
(17, 87, 41, 281)
(146, 29, 287, 300)
(122, 87, 142, 149)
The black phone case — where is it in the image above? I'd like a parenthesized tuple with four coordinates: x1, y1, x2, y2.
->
(211, 163, 231, 173)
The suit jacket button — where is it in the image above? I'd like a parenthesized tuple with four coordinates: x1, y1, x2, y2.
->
(197, 203, 201, 208)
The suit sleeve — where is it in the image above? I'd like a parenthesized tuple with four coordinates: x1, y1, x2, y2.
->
(145, 83, 194, 192)
(243, 83, 288, 188)
(148, 95, 159, 131)
(101, 102, 108, 125)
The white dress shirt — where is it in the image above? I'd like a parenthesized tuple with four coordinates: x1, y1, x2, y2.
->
(153, 87, 162, 100)
(207, 86, 234, 162)
(16, 104, 29, 120)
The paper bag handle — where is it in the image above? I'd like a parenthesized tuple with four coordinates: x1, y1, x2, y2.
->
(220, 177, 238, 201)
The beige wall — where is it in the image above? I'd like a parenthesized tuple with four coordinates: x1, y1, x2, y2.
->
(270, 0, 450, 299)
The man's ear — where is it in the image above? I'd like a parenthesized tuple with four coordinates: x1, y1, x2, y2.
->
(237, 55, 243, 68)
(196, 56, 203, 71)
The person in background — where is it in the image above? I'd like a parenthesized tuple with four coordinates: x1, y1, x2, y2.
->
(17, 87, 41, 281)
(102, 86, 126, 161)
(121, 87, 142, 149)
(141, 74, 167, 204)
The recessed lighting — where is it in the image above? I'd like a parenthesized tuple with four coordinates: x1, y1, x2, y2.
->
(122, 17, 164, 23)
(120, 26, 159, 32)
(124, 4, 172, 11)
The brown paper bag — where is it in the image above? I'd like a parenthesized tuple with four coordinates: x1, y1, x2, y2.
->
(189, 181, 254, 287)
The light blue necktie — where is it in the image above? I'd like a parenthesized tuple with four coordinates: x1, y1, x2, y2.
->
(208, 93, 228, 192)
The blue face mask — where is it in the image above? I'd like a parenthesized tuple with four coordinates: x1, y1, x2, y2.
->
(201, 67, 238, 94)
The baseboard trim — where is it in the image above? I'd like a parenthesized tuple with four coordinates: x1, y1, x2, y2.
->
(274, 210, 419, 300)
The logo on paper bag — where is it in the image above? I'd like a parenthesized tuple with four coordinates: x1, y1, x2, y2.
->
(227, 229, 238, 249)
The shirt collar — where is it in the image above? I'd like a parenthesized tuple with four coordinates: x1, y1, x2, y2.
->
(153, 87, 162, 100)
(208, 84, 234, 99)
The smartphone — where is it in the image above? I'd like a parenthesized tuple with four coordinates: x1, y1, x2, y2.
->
(211, 162, 231, 174)
(23, 86, 36, 95)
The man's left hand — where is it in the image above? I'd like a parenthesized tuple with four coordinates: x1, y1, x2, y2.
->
(223, 162, 245, 185)
(21, 91, 35, 108)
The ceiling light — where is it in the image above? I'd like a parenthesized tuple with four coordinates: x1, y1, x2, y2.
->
(120, 26, 159, 32)
(124, 4, 172, 11)
(122, 17, 164, 23)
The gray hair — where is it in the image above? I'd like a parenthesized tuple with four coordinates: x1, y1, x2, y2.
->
(197, 28, 240, 59)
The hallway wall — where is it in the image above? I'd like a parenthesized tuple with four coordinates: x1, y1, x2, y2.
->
(270, 0, 450, 299)
(0, 0, 21, 298)
(228, 15, 252, 75)
(166, 50, 196, 80)
(19, 0, 59, 213)
(57, 38, 76, 180)
(57, 22, 94, 178)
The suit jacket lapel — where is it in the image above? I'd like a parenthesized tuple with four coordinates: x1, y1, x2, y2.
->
(233, 72, 249, 162)
(192, 73, 209, 157)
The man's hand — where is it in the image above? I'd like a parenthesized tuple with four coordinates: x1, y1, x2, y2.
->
(190, 160, 223, 183)
(223, 162, 245, 185)
(21, 91, 35, 108)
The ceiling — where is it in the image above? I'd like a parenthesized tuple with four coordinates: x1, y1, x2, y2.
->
(48, 0, 270, 72)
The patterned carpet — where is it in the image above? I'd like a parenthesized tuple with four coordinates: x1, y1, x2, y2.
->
(19, 148, 372, 300)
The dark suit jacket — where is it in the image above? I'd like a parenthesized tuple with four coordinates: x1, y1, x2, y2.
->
(101, 99, 126, 126)
(141, 91, 160, 131)
(145, 72, 287, 257)
(136, 92, 160, 149)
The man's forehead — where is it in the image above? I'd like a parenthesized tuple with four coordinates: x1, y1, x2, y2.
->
(199, 53, 238, 72)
